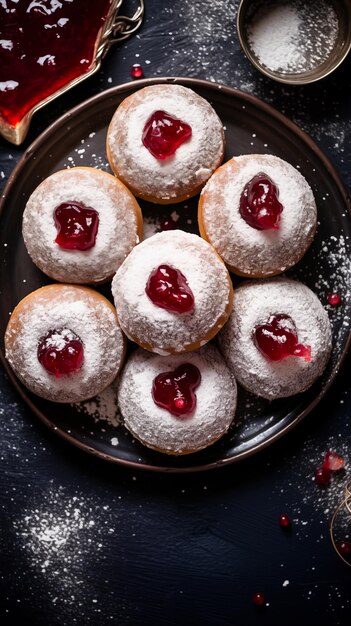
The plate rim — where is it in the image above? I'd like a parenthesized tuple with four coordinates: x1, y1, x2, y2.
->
(1, 75, 351, 473)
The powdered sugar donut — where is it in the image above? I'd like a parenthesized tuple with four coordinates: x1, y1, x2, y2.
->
(218, 278, 332, 399)
(118, 344, 237, 455)
(5, 284, 126, 403)
(106, 84, 225, 204)
(111, 230, 234, 355)
(22, 167, 143, 284)
(198, 154, 317, 277)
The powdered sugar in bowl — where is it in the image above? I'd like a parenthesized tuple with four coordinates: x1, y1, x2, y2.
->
(237, 0, 351, 84)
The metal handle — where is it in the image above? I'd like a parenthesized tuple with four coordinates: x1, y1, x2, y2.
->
(110, 0, 145, 45)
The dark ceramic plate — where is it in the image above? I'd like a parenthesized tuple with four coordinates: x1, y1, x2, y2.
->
(0, 77, 350, 472)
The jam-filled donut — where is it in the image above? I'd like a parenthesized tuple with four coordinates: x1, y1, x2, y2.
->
(198, 154, 317, 277)
(106, 84, 225, 204)
(5, 284, 126, 403)
(117, 344, 237, 455)
(22, 167, 143, 284)
(218, 278, 332, 400)
(111, 230, 234, 355)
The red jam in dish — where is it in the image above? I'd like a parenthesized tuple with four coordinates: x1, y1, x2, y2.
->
(152, 363, 201, 417)
(54, 201, 99, 250)
(142, 110, 192, 160)
(0, 0, 113, 128)
(145, 264, 195, 314)
(38, 328, 84, 378)
(239, 172, 283, 230)
(253, 313, 311, 362)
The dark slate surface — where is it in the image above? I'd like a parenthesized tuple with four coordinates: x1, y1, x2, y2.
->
(1, 1, 351, 624)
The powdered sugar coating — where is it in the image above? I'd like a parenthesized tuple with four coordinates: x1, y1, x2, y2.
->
(5, 285, 126, 403)
(111, 230, 233, 354)
(106, 84, 224, 203)
(199, 154, 317, 276)
(218, 278, 332, 399)
(118, 344, 237, 454)
(22, 167, 142, 284)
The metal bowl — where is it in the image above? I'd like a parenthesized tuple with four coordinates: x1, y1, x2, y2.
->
(237, 0, 351, 85)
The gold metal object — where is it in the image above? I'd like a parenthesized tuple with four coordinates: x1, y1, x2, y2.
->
(0, 0, 145, 145)
(237, 0, 351, 85)
(330, 478, 351, 566)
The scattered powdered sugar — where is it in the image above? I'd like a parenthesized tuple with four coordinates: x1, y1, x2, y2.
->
(142, 210, 180, 240)
(8, 483, 125, 622)
(246, 0, 339, 74)
(316, 238, 351, 309)
(270, 433, 351, 540)
(152, 0, 238, 84)
(73, 377, 121, 427)
(314, 235, 351, 304)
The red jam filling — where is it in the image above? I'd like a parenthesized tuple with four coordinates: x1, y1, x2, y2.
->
(145, 264, 195, 314)
(54, 201, 99, 250)
(37, 328, 84, 378)
(0, 0, 113, 128)
(152, 363, 201, 417)
(239, 172, 283, 230)
(142, 110, 192, 160)
(253, 313, 311, 362)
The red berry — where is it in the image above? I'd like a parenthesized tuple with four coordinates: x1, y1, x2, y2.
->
(252, 592, 265, 607)
(131, 63, 143, 79)
(54, 201, 99, 250)
(323, 450, 345, 471)
(37, 328, 84, 378)
(314, 465, 331, 486)
(160, 218, 177, 231)
(279, 514, 291, 528)
(142, 110, 192, 160)
(336, 541, 351, 557)
(152, 363, 201, 417)
(253, 313, 311, 362)
(145, 264, 195, 314)
(327, 293, 341, 306)
(239, 172, 283, 230)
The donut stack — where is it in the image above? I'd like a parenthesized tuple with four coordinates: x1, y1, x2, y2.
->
(5, 84, 332, 456)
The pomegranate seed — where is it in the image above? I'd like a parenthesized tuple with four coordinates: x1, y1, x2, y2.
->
(37, 328, 84, 378)
(54, 201, 99, 250)
(240, 172, 283, 230)
(253, 313, 311, 362)
(159, 217, 177, 231)
(142, 110, 192, 160)
(145, 264, 195, 314)
(314, 465, 331, 486)
(152, 363, 201, 417)
(252, 592, 266, 607)
(131, 63, 143, 79)
(323, 450, 345, 471)
(327, 293, 341, 306)
(336, 541, 351, 558)
(279, 514, 291, 528)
